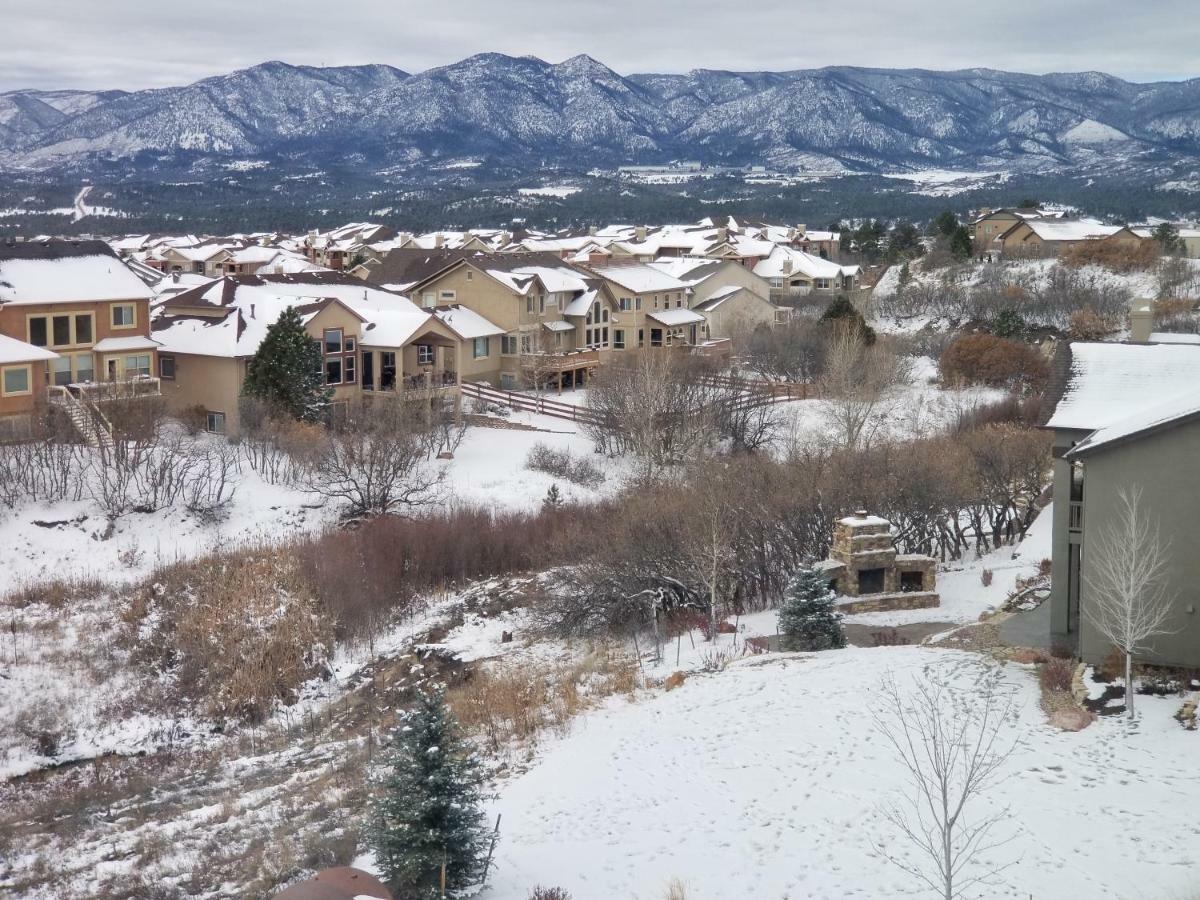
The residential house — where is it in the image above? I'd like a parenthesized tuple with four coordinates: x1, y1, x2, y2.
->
(0, 334, 58, 440)
(0, 239, 161, 439)
(1044, 334, 1200, 667)
(647, 258, 782, 340)
(303, 223, 396, 270)
(152, 273, 486, 436)
(364, 249, 618, 389)
(970, 206, 1065, 255)
(584, 263, 707, 350)
(752, 246, 859, 306)
(992, 219, 1144, 259)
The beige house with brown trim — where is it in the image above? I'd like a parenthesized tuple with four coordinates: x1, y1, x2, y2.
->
(0, 240, 161, 439)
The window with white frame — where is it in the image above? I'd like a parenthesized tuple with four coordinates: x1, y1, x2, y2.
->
(1, 365, 30, 396)
(473, 337, 489, 359)
(417, 344, 434, 365)
(520, 333, 533, 354)
(619, 297, 632, 311)
(613, 328, 626, 349)
(159, 354, 176, 380)
(111, 304, 136, 328)
(501, 334, 518, 355)
(206, 411, 226, 434)
(124, 354, 151, 378)
(769, 277, 784, 289)
(815, 278, 831, 290)
(439, 290, 456, 303)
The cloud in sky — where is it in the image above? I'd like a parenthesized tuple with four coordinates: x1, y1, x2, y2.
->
(4, 0, 1198, 91)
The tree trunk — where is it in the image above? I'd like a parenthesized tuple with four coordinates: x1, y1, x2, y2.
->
(1125, 651, 1135, 718)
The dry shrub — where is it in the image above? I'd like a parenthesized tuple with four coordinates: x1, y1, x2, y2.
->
(526, 442, 605, 488)
(1060, 238, 1159, 273)
(126, 548, 333, 722)
(663, 878, 689, 900)
(980, 568, 994, 587)
(1039, 657, 1076, 694)
(528, 888, 572, 900)
(1153, 297, 1198, 333)
(3, 577, 105, 609)
(447, 647, 635, 754)
(1067, 306, 1117, 341)
(939, 333, 1048, 393)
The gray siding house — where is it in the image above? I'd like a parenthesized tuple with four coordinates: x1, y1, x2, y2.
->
(1046, 338, 1200, 667)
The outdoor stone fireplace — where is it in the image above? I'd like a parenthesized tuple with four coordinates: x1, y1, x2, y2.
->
(815, 512, 940, 614)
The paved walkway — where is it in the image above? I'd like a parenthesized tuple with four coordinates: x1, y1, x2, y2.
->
(997, 600, 1053, 649)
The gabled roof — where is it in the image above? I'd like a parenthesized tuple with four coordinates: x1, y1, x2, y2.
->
(433, 304, 505, 339)
(647, 308, 705, 326)
(0, 240, 155, 304)
(0, 333, 57, 364)
(586, 263, 687, 294)
(1045, 342, 1200, 432)
(1067, 389, 1200, 459)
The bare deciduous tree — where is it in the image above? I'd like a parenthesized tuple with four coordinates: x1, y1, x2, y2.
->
(872, 664, 1020, 900)
(306, 401, 445, 519)
(1083, 486, 1178, 718)
(819, 324, 910, 449)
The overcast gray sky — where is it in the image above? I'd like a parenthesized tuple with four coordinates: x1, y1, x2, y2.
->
(5, 0, 1198, 91)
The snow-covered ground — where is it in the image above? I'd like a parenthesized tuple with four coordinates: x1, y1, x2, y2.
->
(482, 645, 1200, 900)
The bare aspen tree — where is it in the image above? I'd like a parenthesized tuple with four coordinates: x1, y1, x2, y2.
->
(819, 323, 909, 449)
(1083, 486, 1178, 718)
(872, 664, 1020, 900)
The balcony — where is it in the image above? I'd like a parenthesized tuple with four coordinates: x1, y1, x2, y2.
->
(48, 377, 162, 404)
(1068, 501, 1084, 533)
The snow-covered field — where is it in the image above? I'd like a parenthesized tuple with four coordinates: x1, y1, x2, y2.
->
(483, 645, 1200, 900)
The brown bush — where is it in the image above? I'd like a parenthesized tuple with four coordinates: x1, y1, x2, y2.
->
(939, 333, 1049, 393)
(127, 548, 334, 722)
(1038, 657, 1076, 694)
(1154, 297, 1198, 333)
(528, 888, 572, 900)
(1067, 306, 1118, 341)
(1060, 238, 1159, 273)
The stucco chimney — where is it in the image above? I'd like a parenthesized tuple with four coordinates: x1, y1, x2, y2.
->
(1129, 299, 1154, 343)
(796, 224, 807, 236)
(635, 225, 647, 242)
(782, 258, 793, 275)
(435, 234, 444, 248)
(716, 227, 728, 243)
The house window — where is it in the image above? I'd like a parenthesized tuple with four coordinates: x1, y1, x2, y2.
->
(380, 352, 397, 390)
(653, 296, 660, 309)
(423, 292, 435, 308)
(1, 365, 30, 396)
(620, 297, 632, 311)
(815, 278, 831, 290)
(159, 354, 176, 380)
(75, 353, 94, 383)
(75, 315, 93, 345)
(638, 328, 644, 347)
(613, 329, 626, 349)
(344, 354, 356, 384)
(53, 316, 72, 346)
(325, 358, 342, 385)
(345, 337, 356, 353)
(206, 411, 226, 434)
(466, 270, 473, 281)
(635, 297, 642, 311)
(538, 295, 546, 314)
(769, 278, 784, 289)
(28, 317, 48, 347)
(323, 328, 343, 354)
(125, 354, 151, 378)
(527, 295, 535, 314)
(111, 304, 136, 328)
(417, 344, 435, 365)
(601, 308, 609, 323)
(601, 327, 608, 346)
(439, 290, 456, 303)
(52, 356, 73, 387)
(501, 334, 518, 355)
(520, 333, 534, 354)
(473, 337, 489, 359)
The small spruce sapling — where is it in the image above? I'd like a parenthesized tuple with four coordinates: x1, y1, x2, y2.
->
(368, 687, 490, 898)
(542, 483, 563, 511)
(778, 566, 846, 652)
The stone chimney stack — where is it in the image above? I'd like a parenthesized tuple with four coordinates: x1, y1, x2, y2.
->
(1129, 299, 1154, 343)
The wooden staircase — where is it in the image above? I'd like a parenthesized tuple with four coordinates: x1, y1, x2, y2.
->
(56, 390, 115, 452)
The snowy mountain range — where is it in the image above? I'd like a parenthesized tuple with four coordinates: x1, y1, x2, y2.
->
(3, 54, 1200, 175)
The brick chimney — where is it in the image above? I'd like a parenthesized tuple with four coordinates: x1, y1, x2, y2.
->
(1129, 299, 1154, 343)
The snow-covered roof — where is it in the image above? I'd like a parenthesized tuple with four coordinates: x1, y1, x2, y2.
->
(359, 306, 442, 348)
(1068, 389, 1200, 458)
(434, 305, 505, 340)
(0, 333, 57, 364)
(839, 514, 891, 527)
(1019, 220, 1126, 242)
(563, 290, 599, 317)
(753, 246, 856, 280)
(92, 335, 161, 353)
(647, 308, 705, 326)
(693, 285, 746, 310)
(0, 254, 155, 304)
(1149, 331, 1200, 345)
(1046, 342, 1200, 432)
(589, 264, 687, 294)
(543, 320, 575, 332)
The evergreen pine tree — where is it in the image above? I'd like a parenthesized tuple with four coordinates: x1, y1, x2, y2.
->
(542, 483, 563, 512)
(369, 687, 490, 898)
(949, 225, 973, 261)
(898, 261, 912, 287)
(778, 566, 846, 652)
(241, 306, 332, 422)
